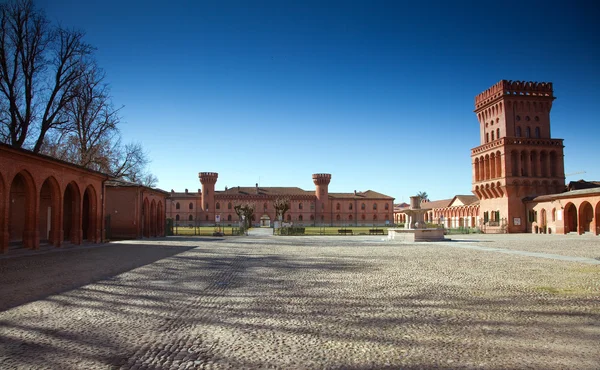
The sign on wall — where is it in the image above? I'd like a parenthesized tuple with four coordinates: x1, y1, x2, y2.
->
(513, 217, 521, 226)
(215, 215, 221, 223)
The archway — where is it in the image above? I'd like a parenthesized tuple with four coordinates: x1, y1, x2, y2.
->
(143, 198, 150, 238)
(82, 185, 98, 242)
(564, 203, 577, 234)
(0, 173, 5, 252)
(39, 177, 61, 246)
(157, 201, 164, 236)
(540, 209, 547, 233)
(150, 200, 157, 237)
(595, 202, 600, 236)
(63, 182, 82, 244)
(578, 202, 593, 234)
(9, 171, 37, 249)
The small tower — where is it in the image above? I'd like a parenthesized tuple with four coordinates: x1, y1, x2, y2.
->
(472, 80, 565, 233)
(199, 172, 218, 223)
(312, 173, 331, 223)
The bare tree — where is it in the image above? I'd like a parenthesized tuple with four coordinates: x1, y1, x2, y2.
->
(234, 202, 255, 230)
(0, 0, 93, 151)
(273, 197, 290, 221)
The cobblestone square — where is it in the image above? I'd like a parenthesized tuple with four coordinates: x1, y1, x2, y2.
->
(1, 234, 599, 369)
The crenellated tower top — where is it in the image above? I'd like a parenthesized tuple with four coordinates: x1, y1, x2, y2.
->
(312, 173, 332, 186)
(475, 80, 554, 110)
(199, 172, 218, 184)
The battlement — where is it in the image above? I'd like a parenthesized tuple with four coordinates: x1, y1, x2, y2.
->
(475, 80, 554, 109)
(198, 172, 218, 184)
(312, 173, 332, 185)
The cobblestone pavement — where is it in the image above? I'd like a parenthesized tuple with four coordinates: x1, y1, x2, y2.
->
(0, 235, 599, 369)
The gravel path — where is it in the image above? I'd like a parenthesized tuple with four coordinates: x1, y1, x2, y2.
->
(0, 235, 599, 369)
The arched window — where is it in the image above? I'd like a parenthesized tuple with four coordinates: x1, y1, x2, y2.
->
(349, 215, 353, 221)
(361, 203, 365, 210)
(373, 203, 377, 210)
(176, 214, 180, 221)
(205, 203, 209, 210)
(228, 202, 232, 209)
(516, 126, 522, 137)
(216, 202, 220, 210)
(336, 203, 340, 210)
(189, 202, 193, 210)
(227, 215, 232, 221)
(491, 131, 495, 141)
(361, 214, 366, 220)
(349, 203, 353, 210)
(535, 127, 540, 138)
(176, 202, 180, 210)
(526, 127, 531, 138)
(552, 208, 556, 221)
(496, 128, 500, 139)
(336, 214, 341, 221)
(299, 203, 303, 210)
(188, 215, 193, 221)
(385, 203, 389, 210)
(205, 215, 208, 221)
(299, 215, 303, 221)
(486, 133, 489, 143)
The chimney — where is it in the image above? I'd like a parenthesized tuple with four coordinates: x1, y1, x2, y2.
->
(225, 186, 228, 191)
(354, 190, 357, 195)
(185, 189, 188, 194)
(198, 189, 201, 194)
(255, 183, 259, 194)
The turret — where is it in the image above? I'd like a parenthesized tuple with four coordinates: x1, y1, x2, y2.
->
(199, 172, 218, 222)
(312, 173, 331, 222)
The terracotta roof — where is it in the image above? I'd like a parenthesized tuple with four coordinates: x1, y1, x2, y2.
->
(329, 190, 394, 200)
(529, 187, 600, 202)
(418, 198, 453, 210)
(450, 195, 479, 206)
(567, 180, 600, 191)
(218, 186, 313, 197)
(106, 179, 169, 194)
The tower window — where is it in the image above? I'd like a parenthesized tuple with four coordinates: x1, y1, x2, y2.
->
(496, 128, 500, 139)
(516, 115, 521, 121)
(526, 127, 531, 138)
(525, 116, 530, 121)
(535, 127, 540, 138)
(535, 116, 540, 122)
(486, 133, 489, 143)
(216, 202, 220, 210)
(491, 131, 495, 141)
(516, 127, 522, 137)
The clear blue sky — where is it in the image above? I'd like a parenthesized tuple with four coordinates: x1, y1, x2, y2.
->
(37, 0, 599, 202)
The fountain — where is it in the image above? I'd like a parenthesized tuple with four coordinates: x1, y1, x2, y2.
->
(387, 196, 446, 242)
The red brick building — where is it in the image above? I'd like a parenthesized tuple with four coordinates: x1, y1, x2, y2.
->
(105, 180, 168, 239)
(0, 144, 108, 253)
(167, 173, 395, 227)
(395, 80, 599, 236)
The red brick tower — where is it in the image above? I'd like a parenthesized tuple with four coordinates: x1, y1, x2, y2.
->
(471, 80, 565, 233)
(312, 173, 331, 224)
(199, 172, 218, 223)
